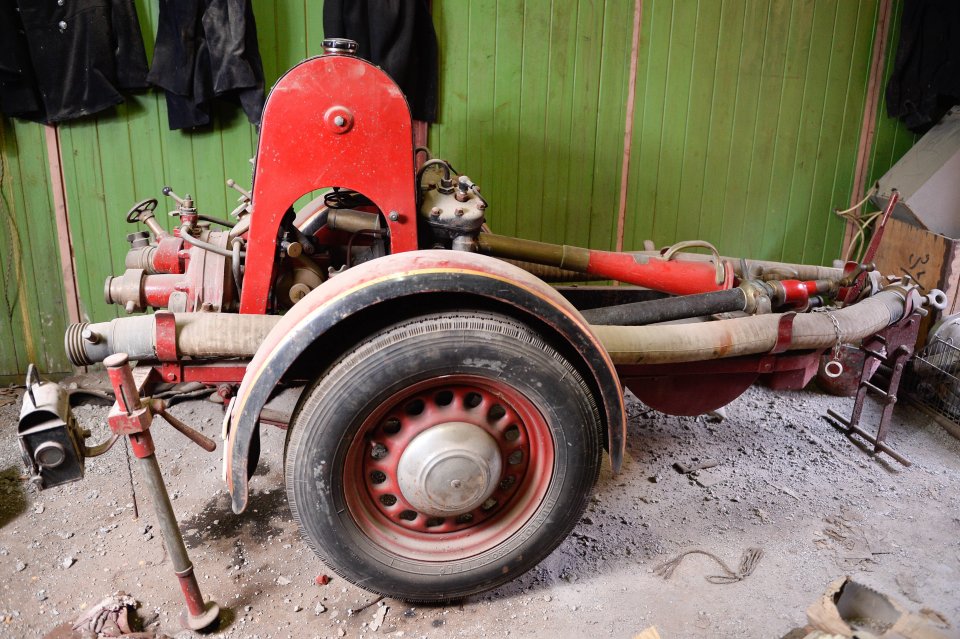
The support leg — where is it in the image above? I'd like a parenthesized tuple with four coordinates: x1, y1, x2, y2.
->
(131, 432, 220, 631)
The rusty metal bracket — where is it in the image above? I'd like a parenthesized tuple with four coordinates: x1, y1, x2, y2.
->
(769, 312, 797, 355)
(155, 311, 178, 361)
(824, 311, 921, 466)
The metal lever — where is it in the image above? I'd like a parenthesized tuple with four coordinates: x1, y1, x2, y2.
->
(162, 186, 187, 206)
(226, 178, 251, 201)
(149, 399, 217, 452)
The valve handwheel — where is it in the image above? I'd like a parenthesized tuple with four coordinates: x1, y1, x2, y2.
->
(126, 198, 158, 224)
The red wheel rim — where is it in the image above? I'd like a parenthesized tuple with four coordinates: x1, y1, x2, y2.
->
(343, 375, 555, 562)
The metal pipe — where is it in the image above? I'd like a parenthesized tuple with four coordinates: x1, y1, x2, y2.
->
(477, 233, 728, 295)
(478, 233, 590, 270)
(633, 250, 844, 281)
(66, 313, 281, 366)
(582, 287, 749, 325)
(591, 287, 909, 365)
(498, 259, 606, 283)
(136, 441, 220, 629)
(179, 225, 243, 258)
(326, 208, 381, 233)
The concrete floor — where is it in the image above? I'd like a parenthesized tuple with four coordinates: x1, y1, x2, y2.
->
(1, 380, 958, 639)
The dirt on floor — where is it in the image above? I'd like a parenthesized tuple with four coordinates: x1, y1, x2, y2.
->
(0, 378, 958, 639)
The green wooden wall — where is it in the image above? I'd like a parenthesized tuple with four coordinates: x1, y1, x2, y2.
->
(0, 121, 72, 380)
(0, 0, 924, 376)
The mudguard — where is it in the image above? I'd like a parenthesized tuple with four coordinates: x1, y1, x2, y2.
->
(226, 250, 625, 514)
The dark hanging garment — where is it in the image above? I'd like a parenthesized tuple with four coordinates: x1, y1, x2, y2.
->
(0, 0, 46, 120)
(11, 0, 149, 123)
(885, 0, 960, 134)
(148, 0, 266, 130)
(323, 0, 439, 123)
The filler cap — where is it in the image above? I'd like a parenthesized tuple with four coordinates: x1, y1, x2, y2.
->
(321, 38, 358, 56)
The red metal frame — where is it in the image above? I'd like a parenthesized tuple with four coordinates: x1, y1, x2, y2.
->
(240, 54, 420, 314)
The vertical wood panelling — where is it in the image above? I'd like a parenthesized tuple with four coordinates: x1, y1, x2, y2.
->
(623, 0, 886, 265)
(1, 0, 925, 377)
(0, 120, 72, 378)
(431, 0, 634, 248)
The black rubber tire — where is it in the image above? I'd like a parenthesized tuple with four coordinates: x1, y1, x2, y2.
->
(284, 311, 602, 601)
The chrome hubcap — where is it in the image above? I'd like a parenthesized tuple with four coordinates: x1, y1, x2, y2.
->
(396, 421, 503, 517)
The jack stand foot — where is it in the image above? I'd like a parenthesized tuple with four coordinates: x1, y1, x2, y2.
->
(181, 600, 221, 632)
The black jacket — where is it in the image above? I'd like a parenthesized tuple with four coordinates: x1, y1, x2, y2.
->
(324, 0, 438, 122)
(886, 0, 960, 133)
(0, 0, 149, 122)
(148, 0, 266, 130)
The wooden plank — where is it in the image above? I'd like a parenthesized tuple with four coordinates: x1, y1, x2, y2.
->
(251, 0, 279, 85)
(537, 0, 579, 246)
(512, 0, 551, 240)
(563, 0, 606, 247)
(716, 0, 769, 256)
(280, 0, 308, 67)
(651, 0, 700, 248)
(44, 125, 81, 326)
(779, 0, 837, 264)
(689, 0, 747, 249)
(624, 0, 676, 249)
(843, 0, 892, 256)
(673, 0, 722, 248)
(614, 0, 644, 251)
(466, 0, 497, 222)
(305, 0, 325, 57)
(594, 0, 633, 251)
(125, 94, 166, 211)
(875, 217, 960, 303)
(191, 124, 229, 218)
(760, 0, 816, 261)
(432, 1, 469, 184)
(799, 0, 860, 264)
(95, 107, 140, 280)
(866, 0, 911, 186)
(0, 120, 27, 375)
(736, 0, 791, 259)
(15, 121, 70, 372)
(489, 0, 525, 238)
(60, 120, 117, 322)
(818, 0, 879, 266)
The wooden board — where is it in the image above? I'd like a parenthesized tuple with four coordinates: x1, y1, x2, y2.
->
(875, 217, 960, 315)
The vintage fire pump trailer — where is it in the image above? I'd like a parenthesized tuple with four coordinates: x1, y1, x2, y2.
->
(18, 39, 945, 630)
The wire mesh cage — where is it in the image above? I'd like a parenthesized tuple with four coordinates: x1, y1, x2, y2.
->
(906, 336, 960, 428)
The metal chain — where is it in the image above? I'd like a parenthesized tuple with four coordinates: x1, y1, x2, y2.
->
(813, 307, 845, 377)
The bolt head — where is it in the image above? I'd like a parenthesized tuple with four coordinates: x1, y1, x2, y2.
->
(333, 115, 346, 127)
(389, 211, 400, 222)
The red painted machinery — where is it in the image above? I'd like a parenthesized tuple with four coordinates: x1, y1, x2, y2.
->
(18, 39, 945, 628)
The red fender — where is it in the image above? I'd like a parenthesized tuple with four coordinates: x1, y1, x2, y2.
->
(226, 251, 626, 514)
